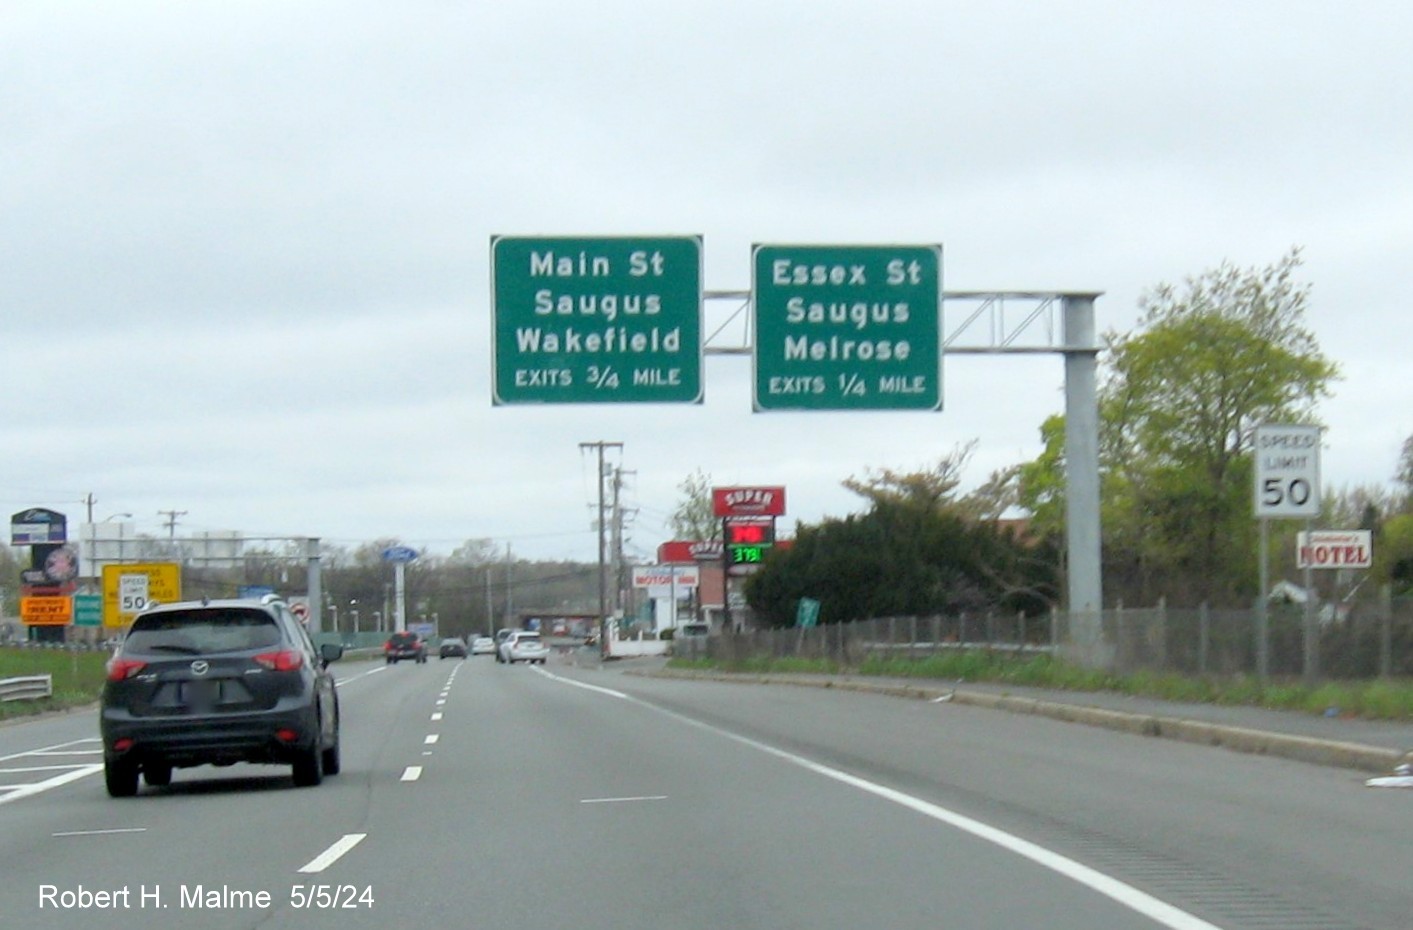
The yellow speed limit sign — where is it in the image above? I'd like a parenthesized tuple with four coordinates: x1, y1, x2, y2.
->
(102, 563, 182, 628)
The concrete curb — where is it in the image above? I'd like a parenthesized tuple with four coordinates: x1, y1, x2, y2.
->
(640, 669, 1410, 774)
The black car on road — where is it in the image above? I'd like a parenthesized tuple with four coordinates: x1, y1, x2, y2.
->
(384, 631, 427, 664)
(100, 595, 343, 797)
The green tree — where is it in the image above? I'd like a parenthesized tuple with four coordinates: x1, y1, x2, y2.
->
(1020, 249, 1339, 606)
(748, 451, 1058, 627)
(745, 500, 1056, 627)
(669, 469, 719, 541)
(1395, 434, 1413, 513)
(842, 442, 974, 510)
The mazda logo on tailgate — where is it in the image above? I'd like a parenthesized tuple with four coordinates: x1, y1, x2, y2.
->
(190, 660, 210, 676)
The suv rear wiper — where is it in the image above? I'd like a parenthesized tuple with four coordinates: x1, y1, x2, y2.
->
(143, 643, 204, 655)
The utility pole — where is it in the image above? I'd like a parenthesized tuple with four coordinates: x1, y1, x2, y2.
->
(611, 467, 623, 617)
(504, 540, 514, 627)
(611, 467, 637, 619)
(579, 441, 622, 652)
(157, 509, 187, 562)
(157, 509, 186, 539)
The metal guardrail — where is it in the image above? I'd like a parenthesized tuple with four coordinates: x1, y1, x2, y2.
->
(0, 674, 54, 702)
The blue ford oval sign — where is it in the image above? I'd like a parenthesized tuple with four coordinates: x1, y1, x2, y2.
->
(381, 546, 419, 563)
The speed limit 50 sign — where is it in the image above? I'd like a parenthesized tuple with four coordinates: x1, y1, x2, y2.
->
(102, 562, 182, 627)
(1254, 424, 1321, 518)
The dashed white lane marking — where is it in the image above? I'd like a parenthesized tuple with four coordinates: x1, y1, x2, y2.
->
(400, 766, 423, 782)
(298, 833, 367, 873)
(424, 734, 439, 745)
(431, 712, 443, 721)
(581, 795, 669, 805)
(53, 828, 148, 837)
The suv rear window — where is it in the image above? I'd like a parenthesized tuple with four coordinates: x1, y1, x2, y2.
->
(124, 608, 282, 655)
(389, 633, 419, 645)
(515, 633, 541, 643)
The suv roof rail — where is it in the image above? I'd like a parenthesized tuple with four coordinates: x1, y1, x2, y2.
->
(260, 593, 284, 605)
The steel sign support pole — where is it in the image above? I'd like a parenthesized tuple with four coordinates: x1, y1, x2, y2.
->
(1257, 518, 1270, 680)
(1061, 296, 1105, 665)
(306, 537, 322, 634)
(393, 561, 406, 633)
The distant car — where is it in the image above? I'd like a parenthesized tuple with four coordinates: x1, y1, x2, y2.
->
(100, 595, 343, 796)
(493, 628, 516, 663)
(470, 635, 495, 656)
(502, 630, 549, 665)
(438, 637, 467, 659)
(384, 631, 427, 664)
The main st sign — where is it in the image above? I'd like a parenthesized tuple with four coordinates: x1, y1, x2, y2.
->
(491, 236, 704, 404)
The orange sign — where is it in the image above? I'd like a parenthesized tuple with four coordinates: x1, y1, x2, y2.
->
(21, 596, 72, 626)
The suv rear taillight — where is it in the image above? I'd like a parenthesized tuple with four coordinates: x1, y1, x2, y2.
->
(253, 650, 304, 671)
(106, 657, 147, 681)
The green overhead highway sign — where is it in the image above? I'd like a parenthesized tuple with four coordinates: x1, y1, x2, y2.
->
(491, 235, 703, 404)
(752, 244, 942, 411)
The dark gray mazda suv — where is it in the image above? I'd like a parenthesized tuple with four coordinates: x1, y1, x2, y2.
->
(100, 595, 343, 796)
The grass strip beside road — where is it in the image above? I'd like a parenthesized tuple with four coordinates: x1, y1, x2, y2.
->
(667, 652, 1413, 721)
(0, 647, 108, 720)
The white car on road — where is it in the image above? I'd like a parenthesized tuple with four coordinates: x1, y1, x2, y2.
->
(500, 630, 549, 665)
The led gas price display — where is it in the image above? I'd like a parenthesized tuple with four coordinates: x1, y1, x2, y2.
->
(491, 236, 703, 404)
(753, 244, 942, 411)
(725, 518, 775, 566)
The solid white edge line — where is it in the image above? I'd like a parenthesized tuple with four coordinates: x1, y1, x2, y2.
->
(334, 665, 386, 686)
(298, 833, 368, 873)
(539, 668, 1226, 930)
(53, 828, 148, 837)
(530, 666, 629, 699)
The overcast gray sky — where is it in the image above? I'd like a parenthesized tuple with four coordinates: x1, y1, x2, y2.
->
(4, 1, 1410, 564)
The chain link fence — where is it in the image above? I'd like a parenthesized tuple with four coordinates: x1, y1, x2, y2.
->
(678, 598, 1413, 679)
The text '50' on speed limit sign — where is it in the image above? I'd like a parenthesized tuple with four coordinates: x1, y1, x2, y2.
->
(1254, 424, 1321, 518)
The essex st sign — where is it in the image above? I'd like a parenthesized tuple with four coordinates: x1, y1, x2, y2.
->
(752, 244, 942, 411)
(491, 236, 703, 404)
